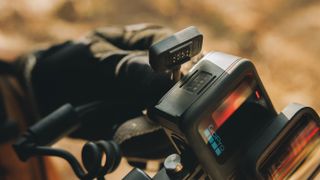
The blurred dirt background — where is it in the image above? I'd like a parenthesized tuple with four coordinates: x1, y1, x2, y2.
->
(1, 0, 319, 179)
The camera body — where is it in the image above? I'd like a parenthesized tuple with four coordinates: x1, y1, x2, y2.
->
(149, 51, 277, 179)
(149, 52, 320, 179)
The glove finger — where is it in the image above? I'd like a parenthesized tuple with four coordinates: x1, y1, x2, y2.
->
(86, 23, 172, 51)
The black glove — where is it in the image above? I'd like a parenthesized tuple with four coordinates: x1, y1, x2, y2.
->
(13, 24, 174, 140)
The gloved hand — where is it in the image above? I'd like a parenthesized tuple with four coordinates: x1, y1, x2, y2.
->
(13, 24, 174, 140)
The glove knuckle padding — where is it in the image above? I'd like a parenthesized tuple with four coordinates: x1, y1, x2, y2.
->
(87, 23, 172, 51)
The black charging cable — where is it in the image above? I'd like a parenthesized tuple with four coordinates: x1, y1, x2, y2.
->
(13, 102, 121, 180)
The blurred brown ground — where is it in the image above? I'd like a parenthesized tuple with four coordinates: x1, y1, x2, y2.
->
(1, 0, 319, 179)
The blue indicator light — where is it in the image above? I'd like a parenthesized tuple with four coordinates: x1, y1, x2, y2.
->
(204, 125, 225, 157)
(212, 133, 221, 141)
(215, 148, 222, 156)
(211, 142, 218, 149)
(208, 136, 214, 143)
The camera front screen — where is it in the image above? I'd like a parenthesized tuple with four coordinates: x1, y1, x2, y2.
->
(198, 76, 271, 163)
(260, 116, 320, 179)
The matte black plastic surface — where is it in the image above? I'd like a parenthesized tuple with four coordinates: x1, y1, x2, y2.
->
(28, 103, 79, 146)
(153, 60, 224, 127)
(122, 168, 152, 180)
(149, 26, 203, 72)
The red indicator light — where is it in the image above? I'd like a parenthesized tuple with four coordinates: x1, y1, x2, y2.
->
(255, 90, 261, 99)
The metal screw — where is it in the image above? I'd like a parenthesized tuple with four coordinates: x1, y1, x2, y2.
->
(164, 153, 183, 173)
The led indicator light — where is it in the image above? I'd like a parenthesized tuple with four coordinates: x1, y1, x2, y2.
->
(255, 90, 261, 99)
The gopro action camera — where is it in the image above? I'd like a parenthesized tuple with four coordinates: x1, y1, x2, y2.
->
(149, 52, 278, 179)
(150, 51, 320, 179)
